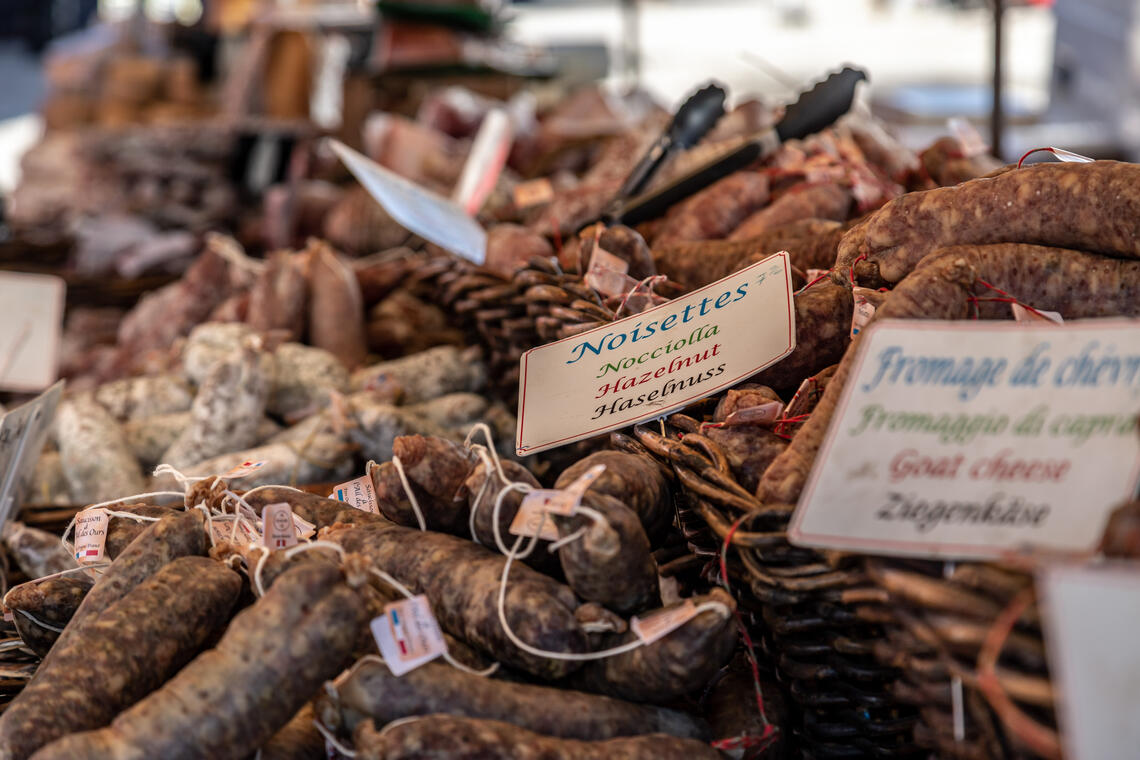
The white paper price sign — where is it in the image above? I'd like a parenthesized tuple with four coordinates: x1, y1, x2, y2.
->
(516, 254, 796, 456)
(0, 272, 64, 393)
(790, 320, 1140, 560)
(1040, 563, 1140, 760)
(329, 139, 487, 265)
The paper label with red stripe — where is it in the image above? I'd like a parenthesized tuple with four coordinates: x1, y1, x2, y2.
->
(74, 508, 109, 564)
(371, 595, 446, 676)
(261, 502, 298, 550)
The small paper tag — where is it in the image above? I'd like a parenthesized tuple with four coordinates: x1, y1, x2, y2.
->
(452, 109, 512, 216)
(371, 595, 447, 676)
(805, 268, 829, 282)
(512, 177, 554, 209)
(724, 400, 785, 427)
(292, 513, 317, 539)
(74, 508, 109, 564)
(1011, 303, 1063, 325)
(330, 474, 380, 514)
(585, 245, 635, 299)
(850, 287, 877, 339)
(261, 502, 298, 549)
(222, 460, 266, 479)
(631, 599, 698, 645)
(509, 490, 562, 541)
(209, 518, 258, 547)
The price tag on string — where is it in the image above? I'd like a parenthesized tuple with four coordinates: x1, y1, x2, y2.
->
(790, 320, 1140, 560)
(330, 474, 380, 514)
(73, 508, 109, 564)
(329, 139, 487, 265)
(631, 599, 698, 645)
(512, 178, 554, 209)
(517, 254, 796, 456)
(509, 462, 607, 540)
(371, 595, 447, 676)
(261, 503, 298, 549)
(1040, 563, 1140, 759)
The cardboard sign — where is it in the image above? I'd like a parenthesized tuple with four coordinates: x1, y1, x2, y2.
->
(790, 320, 1140, 560)
(329, 139, 487, 265)
(371, 595, 447, 676)
(74, 508, 109, 564)
(1040, 563, 1140, 759)
(330, 475, 380, 514)
(0, 272, 64, 393)
(0, 380, 64, 527)
(631, 600, 698, 645)
(516, 253, 796, 456)
(261, 502, 298, 549)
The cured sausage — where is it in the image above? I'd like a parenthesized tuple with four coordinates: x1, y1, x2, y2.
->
(568, 589, 737, 703)
(325, 521, 588, 679)
(555, 451, 672, 541)
(1, 556, 240, 760)
(836, 161, 1140, 287)
(318, 658, 710, 741)
(31, 561, 365, 760)
(352, 716, 722, 760)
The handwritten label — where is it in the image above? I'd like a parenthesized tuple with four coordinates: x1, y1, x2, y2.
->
(512, 177, 554, 209)
(222, 460, 266, 479)
(330, 475, 379, 514)
(631, 599, 698, 645)
(74, 508, 109, 564)
(261, 502, 298, 549)
(1040, 563, 1140, 759)
(371, 595, 447, 676)
(329, 139, 487, 265)
(1011, 303, 1063, 325)
(790, 320, 1140, 560)
(517, 254, 796, 455)
(0, 272, 65, 393)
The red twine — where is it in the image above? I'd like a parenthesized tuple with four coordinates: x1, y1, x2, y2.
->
(849, 252, 867, 286)
(718, 515, 776, 739)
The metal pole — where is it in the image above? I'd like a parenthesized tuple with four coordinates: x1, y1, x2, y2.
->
(621, 0, 641, 90)
(991, 0, 1005, 159)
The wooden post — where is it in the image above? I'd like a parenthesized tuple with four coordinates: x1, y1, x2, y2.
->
(991, 0, 1005, 159)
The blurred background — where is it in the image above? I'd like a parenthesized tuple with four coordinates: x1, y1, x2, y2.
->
(0, 0, 1123, 200)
